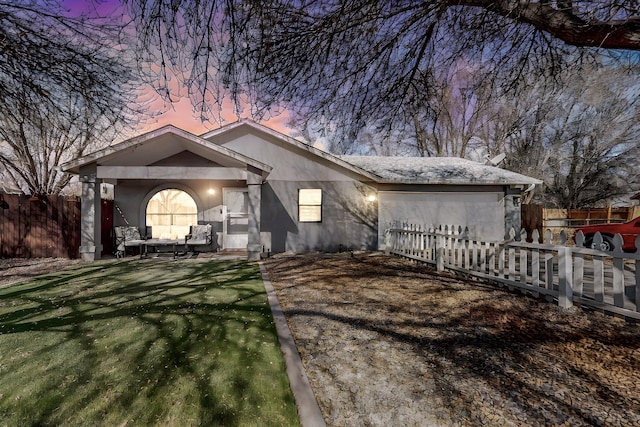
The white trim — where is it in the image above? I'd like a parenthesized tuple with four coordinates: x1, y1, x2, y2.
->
(97, 166, 246, 180)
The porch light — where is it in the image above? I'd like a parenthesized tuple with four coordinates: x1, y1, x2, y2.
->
(208, 188, 216, 195)
(367, 194, 377, 202)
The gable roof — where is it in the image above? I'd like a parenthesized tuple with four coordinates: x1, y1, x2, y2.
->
(61, 119, 541, 188)
(61, 125, 272, 176)
(204, 120, 540, 187)
(200, 119, 380, 182)
(340, 156, 542, 186)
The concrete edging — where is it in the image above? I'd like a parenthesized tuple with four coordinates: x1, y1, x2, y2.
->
(259, 263, 326, 427)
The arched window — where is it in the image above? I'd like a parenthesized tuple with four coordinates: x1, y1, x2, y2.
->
(146, 189, 197, 239)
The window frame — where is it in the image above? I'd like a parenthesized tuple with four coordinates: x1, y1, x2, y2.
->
(298, 188, 323, 223)
(145, 189, 198, 239)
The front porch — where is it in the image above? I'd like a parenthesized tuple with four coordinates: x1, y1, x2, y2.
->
(63, 126, 272, 262)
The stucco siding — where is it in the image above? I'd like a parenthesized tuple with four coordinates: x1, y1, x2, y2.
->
(112, 178, 378, 254)
(212, 132, 366, 182)
(261, 181, 378, 253)
(378, 191, 506, 246)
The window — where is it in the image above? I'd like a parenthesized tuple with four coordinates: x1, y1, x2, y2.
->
(146, 189, 197, 239)
(298, 189, 322, 222)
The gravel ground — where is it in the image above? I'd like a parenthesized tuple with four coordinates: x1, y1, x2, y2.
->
(264, 252, 640, 427)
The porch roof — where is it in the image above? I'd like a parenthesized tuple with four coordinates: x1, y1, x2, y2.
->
(61, 125, 272, 179)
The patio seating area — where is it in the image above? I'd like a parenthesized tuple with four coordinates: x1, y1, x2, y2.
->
(114, 224, 216, 259)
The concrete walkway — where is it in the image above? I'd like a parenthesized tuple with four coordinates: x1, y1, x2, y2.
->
(259, 263, 326, 427)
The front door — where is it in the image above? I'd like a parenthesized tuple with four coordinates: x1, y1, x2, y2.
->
(101, 199, 114, 256)
(222, 188, 249, 250)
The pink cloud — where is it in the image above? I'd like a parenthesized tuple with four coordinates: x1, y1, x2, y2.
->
(140, 96, 293, 135)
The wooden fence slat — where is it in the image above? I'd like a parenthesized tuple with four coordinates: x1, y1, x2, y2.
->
(558, 247, 573, 309)
(531, 248, 540, 297)
(545, 253, 554, 292)
(531, 249, 539, 286)
(0, 193, 81, 259)
(594, 256, 604, 303)
(488, 244, 496, 276)
(520, 249, 527, 285)
(508, 245, 516, 282)
(574, 251, 584, 299)
(464, 239, 470, 269)
(612, 256, 625, 308)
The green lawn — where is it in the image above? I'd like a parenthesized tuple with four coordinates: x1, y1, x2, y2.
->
(0, 259, 300, 426)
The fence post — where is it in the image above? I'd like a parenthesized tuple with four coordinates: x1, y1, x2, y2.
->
(558, 246, 573, 309)
(436, 233, 445, 272)
(384, 229, 391, 255)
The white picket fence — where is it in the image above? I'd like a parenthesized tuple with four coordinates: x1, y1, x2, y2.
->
(386, 224, 640, 321)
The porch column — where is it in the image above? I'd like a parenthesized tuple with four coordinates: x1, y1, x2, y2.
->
(247, 167, 262, 261)
(79, 165, 102, 261)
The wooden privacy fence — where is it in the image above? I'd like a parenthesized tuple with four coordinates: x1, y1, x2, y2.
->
(386, 224, 640, 321)
(522, 204, 640, 239)
(0, 193, 81, 259)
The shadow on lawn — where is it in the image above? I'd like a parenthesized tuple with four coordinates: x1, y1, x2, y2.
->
(0, 260, 293, 426)
(266, 255, 640, 426)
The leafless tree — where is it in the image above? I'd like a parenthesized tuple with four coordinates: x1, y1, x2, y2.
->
(127, 1, 640, 134)
(0, 1, 141, 195)
(480, 62, 640, 208)
(127, 1, 640, 208)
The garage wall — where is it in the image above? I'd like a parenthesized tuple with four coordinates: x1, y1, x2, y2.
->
(378, 191, 506, 247)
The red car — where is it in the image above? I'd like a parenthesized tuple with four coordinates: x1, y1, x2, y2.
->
(575, 217, 640, 252)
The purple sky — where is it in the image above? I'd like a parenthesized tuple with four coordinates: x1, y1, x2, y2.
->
(61, 0, 293, 136)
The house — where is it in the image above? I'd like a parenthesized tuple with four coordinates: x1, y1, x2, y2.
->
(61, 119, 542, 261)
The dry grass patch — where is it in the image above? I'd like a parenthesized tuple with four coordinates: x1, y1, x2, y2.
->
(265, 253, 640, 427)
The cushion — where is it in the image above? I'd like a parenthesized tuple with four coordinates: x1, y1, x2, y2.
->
(123, 226, 142, 241)
(115, 226, 145, 252)
(187, 224, 212, 246)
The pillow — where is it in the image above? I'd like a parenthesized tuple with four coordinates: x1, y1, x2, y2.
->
(123, 226, 141, 241)
(190, 224, 211, 241)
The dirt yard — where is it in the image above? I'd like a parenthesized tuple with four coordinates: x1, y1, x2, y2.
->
(264, 253, 640, 427)
(0, 257, 85, 288)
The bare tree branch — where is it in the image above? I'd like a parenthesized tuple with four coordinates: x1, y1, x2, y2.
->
(0, 1, 142, 194)
(455, 0, 640, 50)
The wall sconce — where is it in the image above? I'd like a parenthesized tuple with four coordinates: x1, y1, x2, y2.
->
(208, 188, 216, 196)
(513, 195, 520, 207)
(367, 194, 377, 203)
